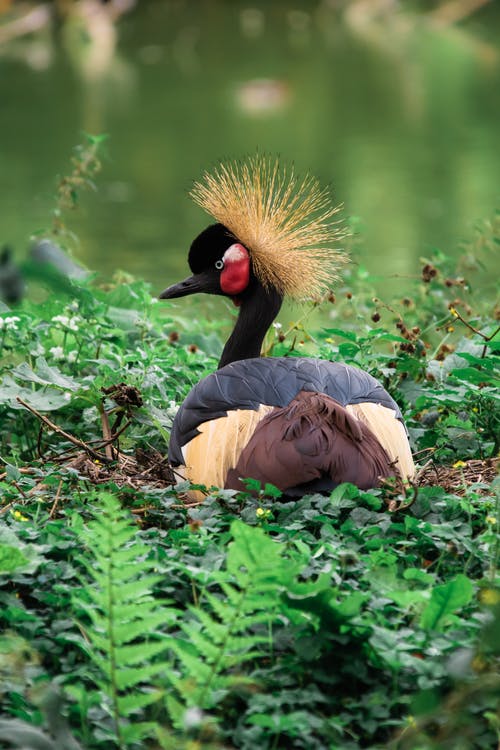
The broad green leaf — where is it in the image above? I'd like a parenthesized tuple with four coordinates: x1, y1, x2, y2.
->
(0, 544, 29, 574)
(0, 376, 72, 410)
(13, 359, 80, 390)
(451, 367, 499, 385)
(322, 328, 358, 341)
(339, 342, 360, 358)
(420, 575, 474, 631)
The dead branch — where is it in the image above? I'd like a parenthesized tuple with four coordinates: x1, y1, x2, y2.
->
(16, 397, 109, 463)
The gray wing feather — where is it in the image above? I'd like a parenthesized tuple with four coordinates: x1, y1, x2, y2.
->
(169, 357, 403, 465)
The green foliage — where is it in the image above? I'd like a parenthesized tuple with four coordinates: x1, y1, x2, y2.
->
(71, 492, 176, 748)
(164, 518, 353, 729)
(0, 686, 83, 750)
(1, 480, 499, 748)
(49, 133, 108, 251)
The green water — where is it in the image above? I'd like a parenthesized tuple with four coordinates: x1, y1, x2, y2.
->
(1, 1, 499, 297)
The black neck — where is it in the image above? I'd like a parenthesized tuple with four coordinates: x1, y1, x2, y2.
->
(219, 283, 283, 368)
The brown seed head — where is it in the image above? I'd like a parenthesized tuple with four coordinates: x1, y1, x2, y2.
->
(190, 155, 348, 299)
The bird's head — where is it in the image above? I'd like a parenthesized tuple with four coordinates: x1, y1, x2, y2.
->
(159, 223, 253, 306)
(159, 155, 348, 306)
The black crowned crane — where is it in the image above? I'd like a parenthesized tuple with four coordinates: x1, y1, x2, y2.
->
(160, 157, 415, 497)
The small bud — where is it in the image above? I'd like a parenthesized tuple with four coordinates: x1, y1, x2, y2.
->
(399, 342, 416, 354)
(422, 263, 437, 282)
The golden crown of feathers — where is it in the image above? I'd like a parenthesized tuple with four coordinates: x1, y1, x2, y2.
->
(190, 155, 348, 299)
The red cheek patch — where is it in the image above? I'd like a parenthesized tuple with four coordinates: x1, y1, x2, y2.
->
(220, 243, 250, 295)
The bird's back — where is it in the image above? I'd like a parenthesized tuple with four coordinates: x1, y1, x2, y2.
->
(169, 357, 414, 496)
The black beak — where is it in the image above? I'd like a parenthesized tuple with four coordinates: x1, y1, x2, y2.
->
(158, 270, 220, 300)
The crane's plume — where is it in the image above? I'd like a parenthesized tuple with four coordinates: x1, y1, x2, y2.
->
(190, 155, 348, 299)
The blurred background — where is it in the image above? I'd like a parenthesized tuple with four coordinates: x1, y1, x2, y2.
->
(1, 0, 499, 294)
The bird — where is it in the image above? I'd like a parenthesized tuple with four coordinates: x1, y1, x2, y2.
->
(159, 156, 415, 498)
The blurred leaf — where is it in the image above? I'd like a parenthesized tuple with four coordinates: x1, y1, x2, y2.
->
(0, 545, 29, 574)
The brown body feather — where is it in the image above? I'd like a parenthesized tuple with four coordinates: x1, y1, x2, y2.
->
(225, 392, 394, 493)
(177, 391, 413, 499)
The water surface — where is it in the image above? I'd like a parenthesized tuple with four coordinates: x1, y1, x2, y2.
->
(1, 1, 499, 297)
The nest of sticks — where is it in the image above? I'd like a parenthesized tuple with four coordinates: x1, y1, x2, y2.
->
(416, 457, 497, 493)
(3, 389, 497, 518)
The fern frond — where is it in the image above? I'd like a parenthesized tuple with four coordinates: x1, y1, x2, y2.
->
(116, 691, 163, 715)
(114, 662, 171, 692)
(164, 520, 300, 723)
(179, 623, 222, 663)
(72, 492, 176, 749)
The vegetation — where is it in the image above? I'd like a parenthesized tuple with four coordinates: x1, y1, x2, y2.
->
(0, 141, 498, 749)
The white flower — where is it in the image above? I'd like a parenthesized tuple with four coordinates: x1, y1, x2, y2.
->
(67, 350, 78, 362)
(63, 392, 72, 401)
(51, 314, 80, 332)
(49, 345, 65, 360)
(273, 322, 282, 330)
(137, 318, 152, 331)
(183, 707, 203, 729)
(30, 343, 45, 356)
(4, 316, 21, 330)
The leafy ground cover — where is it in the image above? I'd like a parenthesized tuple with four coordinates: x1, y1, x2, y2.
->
(0, 143, 499, 749)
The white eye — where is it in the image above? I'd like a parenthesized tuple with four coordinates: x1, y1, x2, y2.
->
(215, 259, 224, 270)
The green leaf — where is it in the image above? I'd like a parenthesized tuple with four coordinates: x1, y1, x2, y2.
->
(338, 342, 360, 358)
(0, 544, 29, 574)
(13, 359, 80, 391)
(120, 720, 158, 744)
(322, 328, 358, 341)
(0, 376, 72, 410)
(451, 367, 499, 385)
(420, 575, 474, 631)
